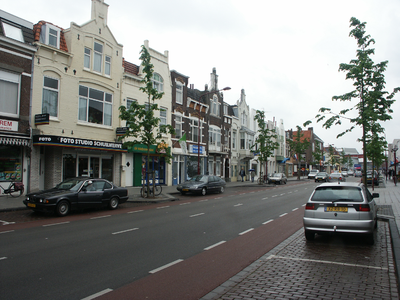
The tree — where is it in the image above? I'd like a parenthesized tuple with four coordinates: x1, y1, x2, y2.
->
(251, 110, 279, 184)
(312, 140, 324, 171)
(306, 17, 398, 185)
(366, 123, 386, 189)
(287, 126, 310, 180)
(119, 45, 174, 197)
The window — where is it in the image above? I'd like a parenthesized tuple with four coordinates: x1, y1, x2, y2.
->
(84, 48, 91, 69)
(190, 119, 199, 142)
(223, 104, 228, 115)
(93, 42, 103, 73)
(160, 107, 167, 131)
(240, 132, 245, 149)
(153, 73, 163, 92)
(42, 76, 59, 117)
(209, 127, 221, 147)
(232, 130, 237, 149)
(40, 24, 60, 48)
(176, 82, 183, 104)
(216, 157, 221, 176)
(175, 116, 182, 139)
(105, 56, 111, 76)
(2, 22, 24, 42)
(79, 85, 112, 126)
(0, 70, 20, 117)
(211, 95, 220, 116)
(208, 157, 214, 175)
(126, 98, 136, 109)
(241, 111, 247, 126)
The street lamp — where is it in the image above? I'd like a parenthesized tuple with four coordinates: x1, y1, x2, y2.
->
(392, 145, 398, 186)
(197, 87, 231, 175)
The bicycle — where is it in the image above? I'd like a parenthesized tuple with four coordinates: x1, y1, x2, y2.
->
(140, 184, 162, 197)
(0, 181, 24, 197)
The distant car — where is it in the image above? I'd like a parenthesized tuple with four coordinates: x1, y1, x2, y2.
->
(329, 172, 345, 182)
(347, 170, 354, 176)
(315, 172, 329, 182)
(268, 173, 287, 185)
(308, 169, 319, 179)
(177, 175, 226, 196)
(366, 170, 379, 186)
(355, 170, 362, 177)
(23, 178, 129, 216)
(303, 182, 379, 244)
(342, 171, 348, 177)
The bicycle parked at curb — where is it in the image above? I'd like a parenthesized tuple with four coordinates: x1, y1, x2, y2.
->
(0, 181, 24, 197)
(140, 183, 162, 197)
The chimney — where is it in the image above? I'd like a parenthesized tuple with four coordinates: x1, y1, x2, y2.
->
(210, 67, 218, 90)
(91, 0, 109, 27)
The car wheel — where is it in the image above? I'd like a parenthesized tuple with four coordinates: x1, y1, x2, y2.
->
(284, 180, 287, 184)
(201, 187, 207, 196)
(220, 186, 225, 193)
(56, 200, 70, 217)
(305, 230, 315, 241)
(108, 197, 119, 210)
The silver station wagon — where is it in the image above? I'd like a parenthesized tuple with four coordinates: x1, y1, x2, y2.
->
(303, 182, 379, 244)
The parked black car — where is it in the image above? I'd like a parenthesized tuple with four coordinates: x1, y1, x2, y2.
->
(23, 177, 128, 216)
(177, 175, 226, 196)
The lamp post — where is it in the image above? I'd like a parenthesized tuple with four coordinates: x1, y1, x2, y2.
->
(392, 145, 398, 186)
(197, 87, 231, 175)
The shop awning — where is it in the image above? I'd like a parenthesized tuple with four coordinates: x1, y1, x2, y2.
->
(280, 157, 290, 163)
(0, 137, 30, 146)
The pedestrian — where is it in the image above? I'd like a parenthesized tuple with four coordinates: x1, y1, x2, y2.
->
(251, 170, 255, 182)
(240, 167, 245, 182)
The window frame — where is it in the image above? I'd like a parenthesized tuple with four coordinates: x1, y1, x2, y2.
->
(174, 115, 183, 139)
(175, 81, 183, 104)
(152, 73, 164, 92)
(105, 55, 111, 76)
(0, 70, 20, 118)
(42, 76, 59, 118)
(84, 47, 91, 70)
(78, 85, 113, 126)
(40, 23, 60, 49)
(190, 119, 199, 142)
(2, 22, 24, 42)
(93, 41, 103, 73)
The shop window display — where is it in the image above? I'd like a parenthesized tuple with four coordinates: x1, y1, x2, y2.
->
(0, 146, 22, 181)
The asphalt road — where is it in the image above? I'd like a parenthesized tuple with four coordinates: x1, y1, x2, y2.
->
(1, 180, 315, 300)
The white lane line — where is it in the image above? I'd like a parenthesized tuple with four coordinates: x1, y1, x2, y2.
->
(280, 193, 285, 196)
(302, 203, 306, 207)
(262, 197, 268, 200)
(128, 210, 144, 214)
(239, 228, 254, 235)
(112, 228, 139, 235)
(149, 259, 183, 274)
(288, 191, 293, 194)
(262, 219, 273, 225)
(239, 193, 246, 195)
(0, 220, 15, 225)
(81, 288, 113, 300)
(292, 208, 299, 212)
(214, 197, 222, 199)
(190, 213, 205, 218)
(0, 230, 14, 234)
(0, 257, 7, 261)
(90, 215, 111, 220)
(204, 241, 226, 250)
(279, 213, 288, 218)
(272, 195, 278, 198)
(157, 206, 170, 209)
(43, 222, 70, 227)
(234, 203, 243, 207)
(199, 199, 208, 202)
(179, 202, 191, 206)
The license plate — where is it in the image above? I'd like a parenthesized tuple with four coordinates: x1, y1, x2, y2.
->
(27, 203, 36, 208)
(182, 189, 189, 192)
(325, 206, 347, 212)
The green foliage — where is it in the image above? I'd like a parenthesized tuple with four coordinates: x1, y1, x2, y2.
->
(287, 126, 310, 180)
(251, 110, 279, 182)
(312, 140, 324, 170)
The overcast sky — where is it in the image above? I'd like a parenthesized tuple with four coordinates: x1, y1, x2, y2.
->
(4, 0, 400, 154)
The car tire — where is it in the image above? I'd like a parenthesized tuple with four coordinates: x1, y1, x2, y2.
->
(284, 180, 287, 184)
(220, 186, 225, 193)
(56, 200, 70, 217)
(108, 197, 119, 210)
(201, 187, 207, 196)
(305, 230, 315, 241)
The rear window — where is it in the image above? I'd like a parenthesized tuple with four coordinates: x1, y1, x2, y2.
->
(311, 186, 363, 202)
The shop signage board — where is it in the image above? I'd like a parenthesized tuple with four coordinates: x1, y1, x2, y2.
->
(0, 119, 18, 131)
(35, 113, 49, 126)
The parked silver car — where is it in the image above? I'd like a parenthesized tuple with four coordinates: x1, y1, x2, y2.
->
(268, 173, 287, 185)
(303, 182, 379, 244)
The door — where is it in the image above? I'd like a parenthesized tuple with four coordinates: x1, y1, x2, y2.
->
(39, 151, 45, 190)
(77, 179, 104, 208)
(125, 153, 134, 186)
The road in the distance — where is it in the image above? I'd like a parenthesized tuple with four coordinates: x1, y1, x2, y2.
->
(1, 180, 315, 300)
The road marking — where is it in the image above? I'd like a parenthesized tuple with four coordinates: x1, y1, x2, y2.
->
(112, 228, 139, 235)
(239, 228, 254, 235)
(81, 288, 113, 300)
(90, 215, 111, 220)
(288, 191, 292, 194)
(190, 213, 205, 218)
(214, 197, 222, 199)
(292, 208, 299, 211)
(0, 230, 14, 234)
(0, 257, 7, 261)
(0, 220, 15, 225)
(279, 213, 288, 217)
(302, 203, 306, 207)
(157, 206, 170, 209)
(43, 222, 70, 227)
(239, 193, 246, 195)
(263, 219, 273, 225)
(204, 241, 226, 250)
(128, 210, 144, 214)
(280, 193, 285, 196)
(262, 197, 268, 200)
(267, 255, 388, 270)
(199, 199, 208, 202)
(272, 195, 278, 198)
(234, 203, 243, 207)
(179, 202, 191, 206)
(149, 259, 183, 274)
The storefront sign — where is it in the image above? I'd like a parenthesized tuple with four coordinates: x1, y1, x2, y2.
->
(35, 114, 50, 126)
(0, 119, 18, 131)
(128, 144, 157, 154)
(190, 145, 204, 154)
(116, 127, 128, 137)
(33, 135, 126, 152)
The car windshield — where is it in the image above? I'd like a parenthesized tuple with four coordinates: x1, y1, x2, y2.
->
(189, 175, 208, 183)
(317, 172, 327, 176)
(311, 186, 363, 202)
(55, 178, 86, 191)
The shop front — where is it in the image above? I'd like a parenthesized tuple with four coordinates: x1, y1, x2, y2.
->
(32, 135, 125, 190)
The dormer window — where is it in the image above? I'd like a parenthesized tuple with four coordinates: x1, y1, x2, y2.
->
(2, 22, 24, 42)
(40, 23, 60, 48)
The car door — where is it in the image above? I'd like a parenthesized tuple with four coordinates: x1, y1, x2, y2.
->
(208, 176, 216, 192)
(77, 179, 104, 209)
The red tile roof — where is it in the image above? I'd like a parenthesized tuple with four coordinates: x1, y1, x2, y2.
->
(123, 58, 139, 75)
(33, 21, 68, 52)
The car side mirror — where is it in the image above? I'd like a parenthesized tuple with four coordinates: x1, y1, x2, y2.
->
(372, 193, 379, 198)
